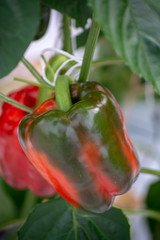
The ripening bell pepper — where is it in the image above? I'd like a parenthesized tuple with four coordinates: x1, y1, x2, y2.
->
(0, 85, 55, 197)
(18, 81, 139, 213)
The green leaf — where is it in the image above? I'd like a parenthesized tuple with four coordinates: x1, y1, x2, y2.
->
(34, 4, 51, 41)
(76, 29, 89, 48)
(1, 176, 27, 215)
(90, 38, 131, 102)
(0, 0, 40, 78)
(18, 198, 130, 240)
(40, 0, 92, 26)
(146, 180, 160, 240)
(0, 178, 17, 225)
(89, 0, 160, 94)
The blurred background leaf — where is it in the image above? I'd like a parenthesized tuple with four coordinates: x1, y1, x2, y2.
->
(0, 177, 17, 225)
(0, 0, 40, 78)
(41, 0, 91, 27)
(90, 38, 131, 103)
(34, 3, 51, 41)
(89, 0, 160, 94)
(146, 180, 160, 240)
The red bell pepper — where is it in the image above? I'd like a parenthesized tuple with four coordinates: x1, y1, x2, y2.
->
(18, 81, 139, 212)
(0, 85, 55, 197)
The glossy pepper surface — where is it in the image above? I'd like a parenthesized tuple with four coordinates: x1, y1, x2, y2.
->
(18, 82, 139, 213)
(0, 85, 55, 197)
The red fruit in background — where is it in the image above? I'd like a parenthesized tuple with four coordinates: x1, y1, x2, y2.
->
(0, 85, 55, 197)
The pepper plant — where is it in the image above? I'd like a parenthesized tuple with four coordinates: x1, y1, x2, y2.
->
(0, 1, 160, 240)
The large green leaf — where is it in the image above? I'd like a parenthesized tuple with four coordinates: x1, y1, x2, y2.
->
(40, 0, 91, 26)
(18, 198, 130, 240)
(0, 0, 40, 78)
(88, 0, 160, 94)
(146, 180, 160, 240)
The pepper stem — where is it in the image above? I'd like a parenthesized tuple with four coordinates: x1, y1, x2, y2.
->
(36, 87, 53, 107)
(78, 19, 100, 83)
(55, 75, 72, 111)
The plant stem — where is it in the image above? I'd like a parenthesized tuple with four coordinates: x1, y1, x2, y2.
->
(36, 87, 53, 107)
(92, 57, 124, 67)
(122, 208, 160, 221)
(21, 57, 53, 106)
(14, 77, 54, 90)
(21, 57, 45, 84)
(78, 19, 100, 83)
(140, 167, 160, 177)
(74, 58, 124, 70)
(0, 92, 33, 113)
(63, 15, 72, 54)
(41, 55, 55, 79)
(55, 75, 72, 111)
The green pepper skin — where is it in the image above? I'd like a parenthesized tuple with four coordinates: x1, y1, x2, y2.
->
(18, 82, 139, 213)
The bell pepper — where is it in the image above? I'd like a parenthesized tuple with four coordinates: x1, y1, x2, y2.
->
(0, 85, 55, 197)
(18, 81, 139, 213)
